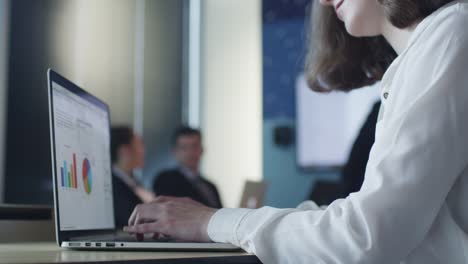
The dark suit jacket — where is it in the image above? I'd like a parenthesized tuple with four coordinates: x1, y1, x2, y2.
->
(153, 169, 223, 208)
(342, 101, 381, 195)
(112, 174, 142, 228)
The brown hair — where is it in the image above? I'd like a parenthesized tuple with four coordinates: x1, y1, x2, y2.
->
(172, 126, 202, 147)
(111, 126, 134, 163)
(306, 0, 454, 92)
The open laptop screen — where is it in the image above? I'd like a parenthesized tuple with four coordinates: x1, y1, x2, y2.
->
(51, 79, 114, 231)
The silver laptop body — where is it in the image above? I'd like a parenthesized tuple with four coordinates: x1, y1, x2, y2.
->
(47, 69, 238, 251)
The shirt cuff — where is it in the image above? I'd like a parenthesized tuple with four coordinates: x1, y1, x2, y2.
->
(207, 208, 253, 245)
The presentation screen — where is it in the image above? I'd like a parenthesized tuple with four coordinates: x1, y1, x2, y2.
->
(52, 81, 114, 231)
(296, 74, 381, 169)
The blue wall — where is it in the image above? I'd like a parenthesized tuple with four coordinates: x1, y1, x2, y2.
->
(262, 1, 340, 208)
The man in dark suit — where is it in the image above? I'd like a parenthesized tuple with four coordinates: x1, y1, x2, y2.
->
(153, 126, 222, 208)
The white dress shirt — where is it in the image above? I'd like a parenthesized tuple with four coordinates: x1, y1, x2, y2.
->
(207, 1, 468, 263)
(112, 165, 139, 189)
(112, 165, 156, 203)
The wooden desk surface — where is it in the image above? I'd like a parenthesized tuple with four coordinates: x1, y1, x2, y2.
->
(0, 242, 262, 264)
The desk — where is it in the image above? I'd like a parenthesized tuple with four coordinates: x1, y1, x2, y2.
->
(0, 242, 262, 264)
(0, 204, 55, 243)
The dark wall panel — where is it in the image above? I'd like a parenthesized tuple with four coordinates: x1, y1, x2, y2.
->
(5, 0, 56, 204)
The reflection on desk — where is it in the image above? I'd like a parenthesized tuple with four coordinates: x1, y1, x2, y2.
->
(0, 242, 262, 264)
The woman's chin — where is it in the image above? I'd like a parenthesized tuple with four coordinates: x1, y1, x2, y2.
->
(344, 20, 381, 37)
(345, 24, 378, 37)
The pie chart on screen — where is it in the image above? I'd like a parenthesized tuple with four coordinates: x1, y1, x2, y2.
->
(82, 158, 93, 194)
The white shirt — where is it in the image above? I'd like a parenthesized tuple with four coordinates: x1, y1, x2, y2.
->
(112, 165, 138, 189)
(207, 1, 468, 263)
(179, 166, 200, 181)
(112, 165, 156, 203)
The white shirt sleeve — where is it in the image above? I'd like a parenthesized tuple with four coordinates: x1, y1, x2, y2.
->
(208, 14, 468, 264)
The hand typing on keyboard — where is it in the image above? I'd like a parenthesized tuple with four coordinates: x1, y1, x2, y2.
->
(124, 196, 217, 243)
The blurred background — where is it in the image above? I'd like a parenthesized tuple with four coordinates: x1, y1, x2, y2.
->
(0, 0, 380, 209)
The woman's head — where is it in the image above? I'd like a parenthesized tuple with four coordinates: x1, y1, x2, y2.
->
(306, 0, 454, 92)
(111, 126, 145, 170)
(320, 0, 386, 37)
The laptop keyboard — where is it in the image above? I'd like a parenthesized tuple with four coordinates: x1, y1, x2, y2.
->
(101, 235, 172, 243)
(72, 233, 173, 243)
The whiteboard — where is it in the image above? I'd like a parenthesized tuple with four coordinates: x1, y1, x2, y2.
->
(296, 74, 380, 168)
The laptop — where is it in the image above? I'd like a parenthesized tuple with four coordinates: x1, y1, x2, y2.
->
(47, 69, 238, 251)
(239, 180, 267, 209)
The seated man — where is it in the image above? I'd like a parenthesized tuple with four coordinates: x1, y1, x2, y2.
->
(153, 126, 222, 208)
(111, 126, 156, 228)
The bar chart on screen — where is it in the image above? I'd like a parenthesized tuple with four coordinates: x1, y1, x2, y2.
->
(60, 153, 78, 189)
